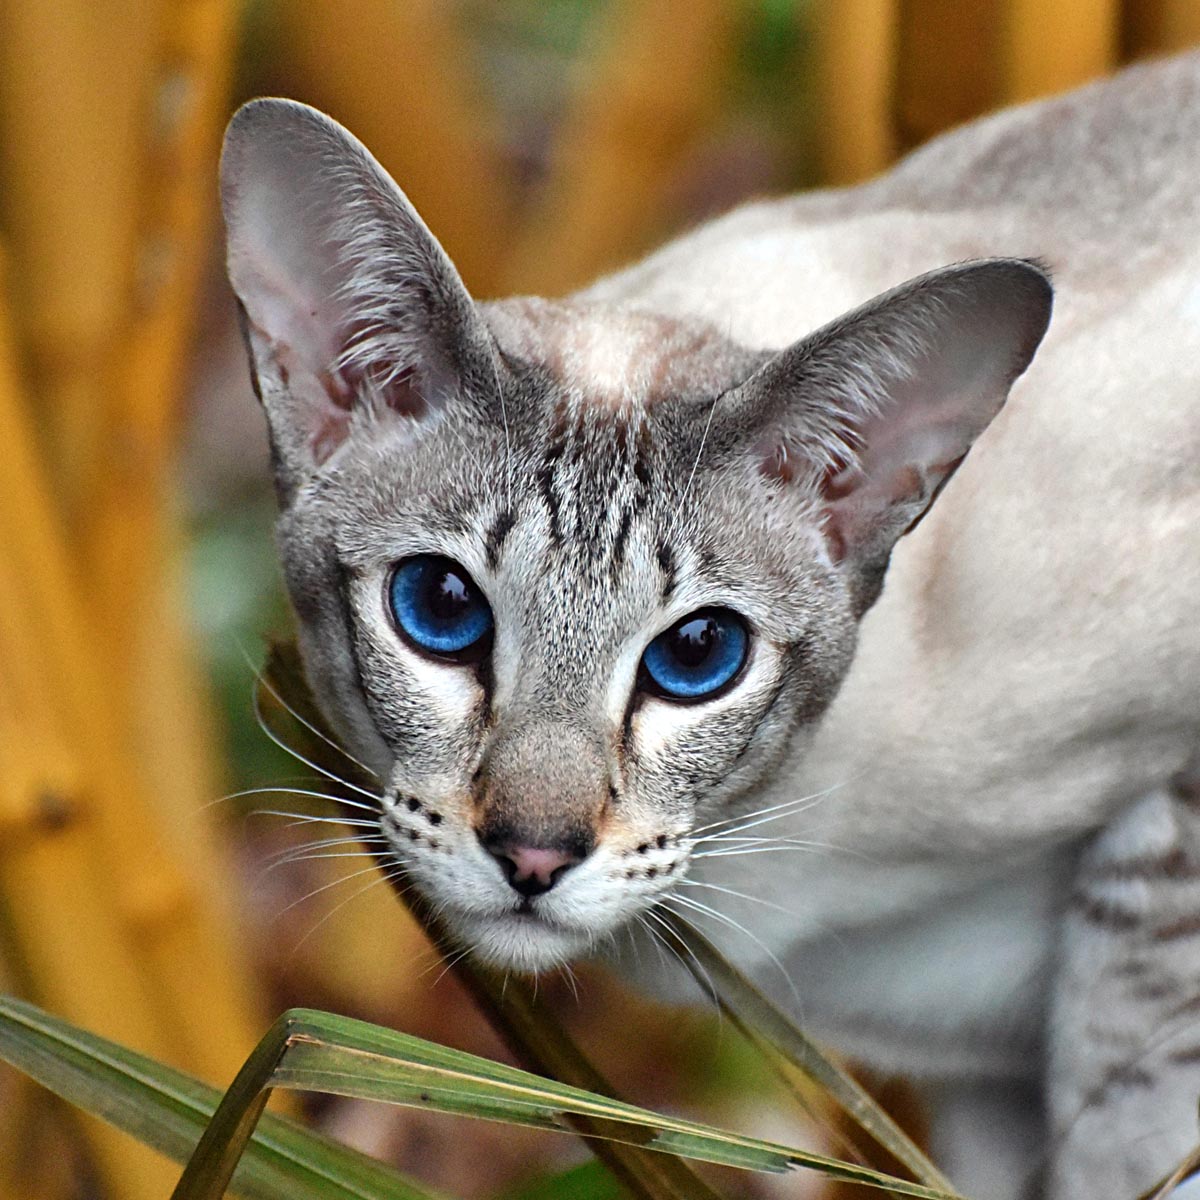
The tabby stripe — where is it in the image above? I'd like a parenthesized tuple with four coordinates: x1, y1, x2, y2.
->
(1152, 913, 1200, 942)
(484, 507, 516, 569)
(1071, 894, 1142, 930)
(656, 540, 677, 600)
(1093, 847, 1197, 881)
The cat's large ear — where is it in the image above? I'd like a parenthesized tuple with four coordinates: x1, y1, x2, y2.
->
(220, 98, 494, 499)
(717, 259, 1052, 613)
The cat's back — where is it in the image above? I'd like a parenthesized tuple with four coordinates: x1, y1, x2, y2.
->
(586, 50, 1200, 346)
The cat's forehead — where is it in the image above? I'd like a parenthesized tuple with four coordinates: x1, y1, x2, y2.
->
(483, 297, 756, 407)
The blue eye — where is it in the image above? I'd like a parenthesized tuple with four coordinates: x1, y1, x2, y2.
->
(640, 609, 749, 701)
(389, 555, 493, 660)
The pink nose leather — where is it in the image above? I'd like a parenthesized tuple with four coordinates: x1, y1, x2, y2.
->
(505, 846, 576, 887)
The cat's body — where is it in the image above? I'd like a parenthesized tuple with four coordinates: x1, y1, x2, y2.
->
(596, 48, 1200, 1162)
(221, 53, 1200, 1200)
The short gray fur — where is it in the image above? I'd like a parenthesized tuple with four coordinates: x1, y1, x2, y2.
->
(220, 52, 1200, 1200)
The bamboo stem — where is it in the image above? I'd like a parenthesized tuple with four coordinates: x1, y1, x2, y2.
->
(0, 0, 263, 1099)
(1002, 0, 1119, 103)
(1124, 0, 1200, 58)
(0, 252, 182, 1200)
(811, 0, 899, 183)
(501, 0, 742, 295)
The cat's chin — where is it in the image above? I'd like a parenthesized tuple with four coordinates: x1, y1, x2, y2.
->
(457, 912, 593, 975)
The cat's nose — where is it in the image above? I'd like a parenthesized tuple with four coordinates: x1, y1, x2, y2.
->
(484, 843, 584, 897)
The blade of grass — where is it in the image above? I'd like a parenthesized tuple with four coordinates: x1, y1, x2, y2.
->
(1145, 1144, 1200, 1200)
(500, 1160, 625, 1200)
(172, 1006, 966, 1200)
(0, 995, 443, 1200)
(656, 911, 958, 1194)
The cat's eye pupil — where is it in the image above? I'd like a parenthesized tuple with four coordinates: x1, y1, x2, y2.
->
(389, 555, 493, 661)
(428, 569, 470, 621)
(670, 617, 718, 668)
(641, 608, 748, 702)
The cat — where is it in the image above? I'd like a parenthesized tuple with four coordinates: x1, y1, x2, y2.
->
(220, 51, 1200, 1200)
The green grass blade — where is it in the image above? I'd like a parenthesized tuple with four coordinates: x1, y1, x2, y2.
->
(656, 913, 958, 1194)
(175, 1006, 965, 1199)
(500, 1160, 625, 1200)
(0, 995, 443, 1200)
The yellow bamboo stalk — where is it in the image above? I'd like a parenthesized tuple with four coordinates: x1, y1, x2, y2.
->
(0, 0, 263, 1093)
(78, 0, 268, 1089)
(894, 0, 1000, 150)
(1124, 0, 1200, 58)
(1002, 0, 1119, 103)
(0, 1, 159, 501)
(500, 0, 742, 296)
(0, 253, 182, 1200)
(810, 0, 900, 183)
(268, 0, 514, 297)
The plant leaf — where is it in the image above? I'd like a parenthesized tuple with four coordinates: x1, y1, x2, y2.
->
(499, 1160, 625, 1200)
(0, 994, 443, 1200)
(656, 912, 958, 1194)
(172, 1006, 966, 1200)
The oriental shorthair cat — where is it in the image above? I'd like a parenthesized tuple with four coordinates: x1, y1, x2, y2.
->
(220, 52, 1200, 1200)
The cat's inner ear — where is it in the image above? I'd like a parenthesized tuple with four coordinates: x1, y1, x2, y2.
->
(726, 260, 1052, 612)
(220, 98, 490, 492)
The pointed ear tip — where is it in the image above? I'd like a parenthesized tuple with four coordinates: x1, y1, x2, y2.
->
(221, 98, 345, 165)
(960, 258, 1054, 350)
(220, 98, 347, 214)
(1009, 259, 1055, 345)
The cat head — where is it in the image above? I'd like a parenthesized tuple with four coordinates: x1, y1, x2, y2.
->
(221, 99, 1052, 972)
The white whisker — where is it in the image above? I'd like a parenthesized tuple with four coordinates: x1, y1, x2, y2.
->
(276, 861, 395, 916)
(692, 787, 841, 842)
(645, 907, 721, 1016)
(290, 861, 406, 954)
(250, 809, 383, 830)
(252, 689, 383, 804)
(265, 845, 390, 873)
(264, 832, 387, 863)
(690, 796, 819, 838)
(227, 785, 380, 815)
(679, 877, 794, 915)
(248, 651, 381, 781)
(663, 894, 801, 1011)
(694, 843, 832, 860)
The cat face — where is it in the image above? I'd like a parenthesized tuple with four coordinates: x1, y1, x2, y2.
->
(274, 302, 858, 969)
(221, 100, 1051, 971)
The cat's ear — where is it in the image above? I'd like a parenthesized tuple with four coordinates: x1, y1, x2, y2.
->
(220, 98, 494, 498)
(719, 259, 1052, 613)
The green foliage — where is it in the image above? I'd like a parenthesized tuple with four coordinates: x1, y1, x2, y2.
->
(0, 996, 965, 1200)
(0, 995, 440, 1200)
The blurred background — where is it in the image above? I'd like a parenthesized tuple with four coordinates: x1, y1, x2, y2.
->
(1, 2, 1198, 1198)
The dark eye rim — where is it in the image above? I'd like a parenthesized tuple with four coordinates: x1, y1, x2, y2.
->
(385, 554, 494, 666)
(637, 606, 752, 705)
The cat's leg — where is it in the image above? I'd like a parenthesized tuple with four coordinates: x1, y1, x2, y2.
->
(1046, 772, 1200, 1200)
(922, 1078, 1044, 1200)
